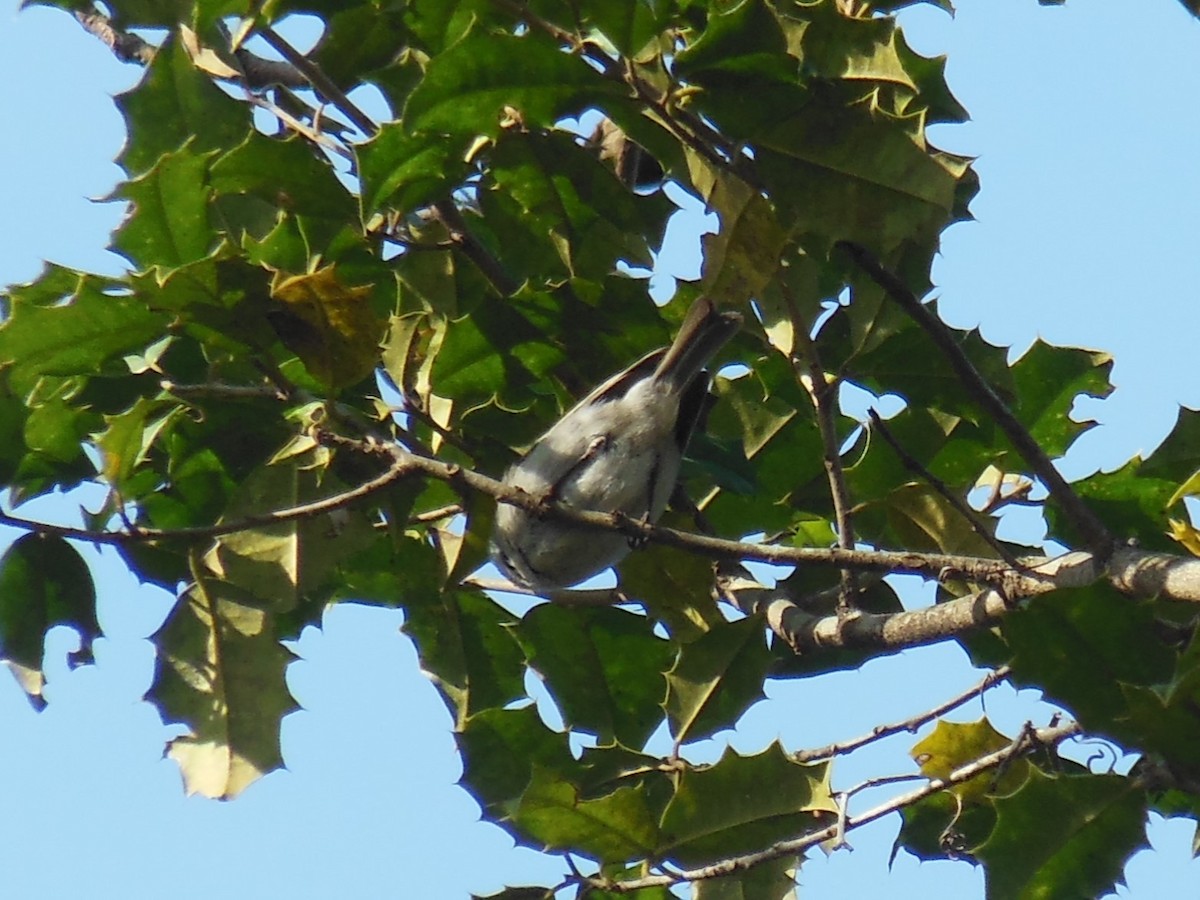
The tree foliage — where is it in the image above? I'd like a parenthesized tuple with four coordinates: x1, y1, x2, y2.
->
(3, 0, 1199, 897)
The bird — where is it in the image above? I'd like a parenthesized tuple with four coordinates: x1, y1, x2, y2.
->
(491, 297, 742, 590)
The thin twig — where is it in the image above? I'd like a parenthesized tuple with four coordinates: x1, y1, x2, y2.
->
(431, 200, 521, 296)
(585, 720, 1083, 893)
(795, 665, 1013, 762)
(840, 772, 927, 800)
(256, 25, 378, 137)
(837, 242, 1113, 557)
(867, 409, 1024, 568)
(245, 94, 354, 161)
(804, 362, 859, 612)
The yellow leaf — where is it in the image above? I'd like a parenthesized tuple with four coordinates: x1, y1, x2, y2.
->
(1168, 468, 1200, 508)
(269, 265, 384, 390)
(1168, 518, 1200, 557)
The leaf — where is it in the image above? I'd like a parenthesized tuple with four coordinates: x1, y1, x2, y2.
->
(660, 744, 836, 866)
(0, 274, 169, 397)
(1009, 340, 1113, 458)
(151, 574, 296, 799)
(689, 160, 787, 309)
(666, 616, 772, 744)
(673, 0, 789, 83)
(210, 131, 358, 223)
(911, 719, 1029, 804)
(692, 854, 798, 900)
(1167, 518, 1200, 556)
(877, 483, 1000, 558)
(975, 770, 1148, 900)
(518, 604, 673, 748)
(203, 462, 378, 613)
(116, 36, 250, 176)
(268, 265, 386, 390)
(1141, 406, 1200, 484)
(756, 94, 963, 253)
(488, 130, 670, 276)
(892, 789, 995, 865)
(357, 124, 472, 217)
(401, 589, 526, 726)
(0, 535, 98, 705)
(1050, 460, 1177, 552)
(585, 0, 672, 57)
(114, 147, 216, 272)
(1002, 585, 1176, 738)
(458, 705, 577, 814)
(404, 32, 623, 137)
(513, 766, 661, 863)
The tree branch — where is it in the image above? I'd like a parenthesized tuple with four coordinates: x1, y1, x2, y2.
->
(74, 9, 155, 65)
(804, 363, 859, 610)
(587, 720, 1083, 893)
(837, 241, 1113, 557)
(867, 409, 1023, 568)
(255, 25, 378, 137)
(794, 665, 1012, 762)
(431, 200, 521, 296)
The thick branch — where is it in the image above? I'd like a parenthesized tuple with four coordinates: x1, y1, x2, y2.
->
(74, 10, 155, 64)
(588, 720, 1083, 893)
(838, 242, 1113, 556)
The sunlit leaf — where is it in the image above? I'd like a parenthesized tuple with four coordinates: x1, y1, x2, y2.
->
(151, 574, 296, 799)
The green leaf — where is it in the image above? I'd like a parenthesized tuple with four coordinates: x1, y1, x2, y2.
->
(210, 131, 358, 223)
(151, 575, 296, 799)
(1048, 460, 1178, 552)
(513, 766, 661, 863)
(488, 130, 670, 277)
(357, 125, 472, 217)
(0, 275, 169, 397)
(404, 32, 623, 137)
(203, 463, 378, 614)
(401, 0, 510, 54)
(666, 616, 772, 744)
(114, 148, 216, 271)
(0, 534, 98, 704)
(116, 37, 250, 176)
(585, 0, 673, 57)
(975, 770, 1148, 900)
(1010, 341, 1113, 458)
(689, 160, 787, 309)
(660, 744, 836, 866)
(756, 96, 963, 253)
(1003, 585, 1176, 737)
(401, 589, 526, 726)
(518, 604, 673, 748)
(692, 854, 799, 900)
(876, 483, 1001, 558)
(893, 789, 995, 864)
(459, 705, 577, 814)
(673, 0, 789, 82)
(311, 4, 411, 89)
(1141, 406, 1200, 483)
(850, 315, 1014, 425)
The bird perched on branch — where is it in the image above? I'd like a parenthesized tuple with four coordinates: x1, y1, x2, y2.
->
(491, 297, 742, 590)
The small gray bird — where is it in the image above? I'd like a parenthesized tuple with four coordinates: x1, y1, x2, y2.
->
(491, 297, 742, 590)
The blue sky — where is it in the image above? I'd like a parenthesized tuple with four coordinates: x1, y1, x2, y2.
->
(1, 1, 1199, 897)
